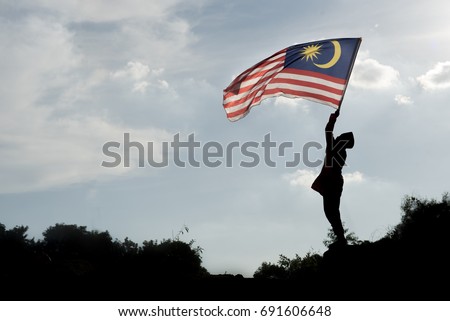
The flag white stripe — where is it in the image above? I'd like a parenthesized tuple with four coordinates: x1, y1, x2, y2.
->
(245, 59, 284, 78)
(264, 83, 343, 101)
(223, 38, 362, 121)
(273, 72, 346, 90)
(225, 76, 343, 114)
(224, 69, 344, 107)
(225, 88, 266, 113)
(233, 52, 286, 83)
(223, 66, 284, 105)
(228, 114, 246, 122)
(238, 64, 284, 88)
(223, 79, 270, 106)
(226, 91, 339, 122)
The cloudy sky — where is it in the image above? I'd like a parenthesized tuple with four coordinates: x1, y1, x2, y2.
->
(1, 0, 450, 276)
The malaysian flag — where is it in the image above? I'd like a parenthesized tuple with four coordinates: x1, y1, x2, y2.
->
(223, 38, 361, 122)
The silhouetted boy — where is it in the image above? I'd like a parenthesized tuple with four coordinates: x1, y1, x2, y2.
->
(311, 109, 354, 248)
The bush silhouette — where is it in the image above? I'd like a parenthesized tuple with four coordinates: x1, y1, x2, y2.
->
(1, 222, 207, 299)
(254, 252, 322, 279)
(1, 193, 450, 300)
(386, 193, 450, 245)
(252, 193, 450, 299)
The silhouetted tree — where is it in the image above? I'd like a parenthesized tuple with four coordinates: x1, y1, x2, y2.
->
(137, 238, 206, 278)
(254, 251, 322, 279)
(119, 237, 139, 256)
(323, 223, 362, 247)
(253, 261, 287, 279)
(2, 191, 450, 300)
(386, 193, 450, 246)
(0, 224, 36, 279)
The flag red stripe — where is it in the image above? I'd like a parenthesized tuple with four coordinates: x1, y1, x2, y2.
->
(224, 55, 285, 91)
(279, 68, 347, 85)
(223, 64, 284, 101)
(236, 57, 285, 82)
(223, 65, 346, 112)
(268, 78, 344, 95)
(226, 86, 341, 120)
(222, 39, 361, 121)
(225, 91, 276, 116)
(229, 49, 286, 83)
(224, 79, 275, 109)
(224, 73, 344, 112)
(226, 100, 261, 119)
(262, 88, 341, 106)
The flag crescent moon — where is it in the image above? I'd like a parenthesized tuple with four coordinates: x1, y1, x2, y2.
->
(314, 40, 341, 69)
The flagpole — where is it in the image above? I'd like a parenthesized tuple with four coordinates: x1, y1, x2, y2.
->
(337, 37, 362, 114)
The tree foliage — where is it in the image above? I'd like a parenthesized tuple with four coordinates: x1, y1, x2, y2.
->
(253, 251, 322, 279)
(0, 222, 208, 282)
(322, 223, 362, 247)
(2, 192, 450, 300)
(385, 193, 450, 246)
(254, 193, 450, 282)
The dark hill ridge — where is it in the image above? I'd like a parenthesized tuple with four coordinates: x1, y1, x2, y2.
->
(4, 239, 447, 301)
(2, 194, 450, 300)
(320, 239, 449, 300)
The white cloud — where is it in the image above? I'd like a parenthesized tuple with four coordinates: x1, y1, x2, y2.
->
(343, 171, 365, 184)
(284, 169, 317, 188)
(111, 61, 150, 81)
(284, 170, 365, 189)
(0, 3, 198, 194)
(157, 80, 170, 89)
(10, 1, 200, 78)
(0, 114, 172, 194)
(0, 17, 81, 107)
(111, 61, 170, 93)
(274, 96, 310, 113)
(351, 58, 400, 89)
(132, 81, 150, 93)
(394, 94, 414, 105)
(274, 96, 300, 108)
(26, 0, 186, 23)
(0, 17, 173, 193)
(416, 61, 450, 90)
(152, 68, 165, 76)
(119, 23, 198, 75)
